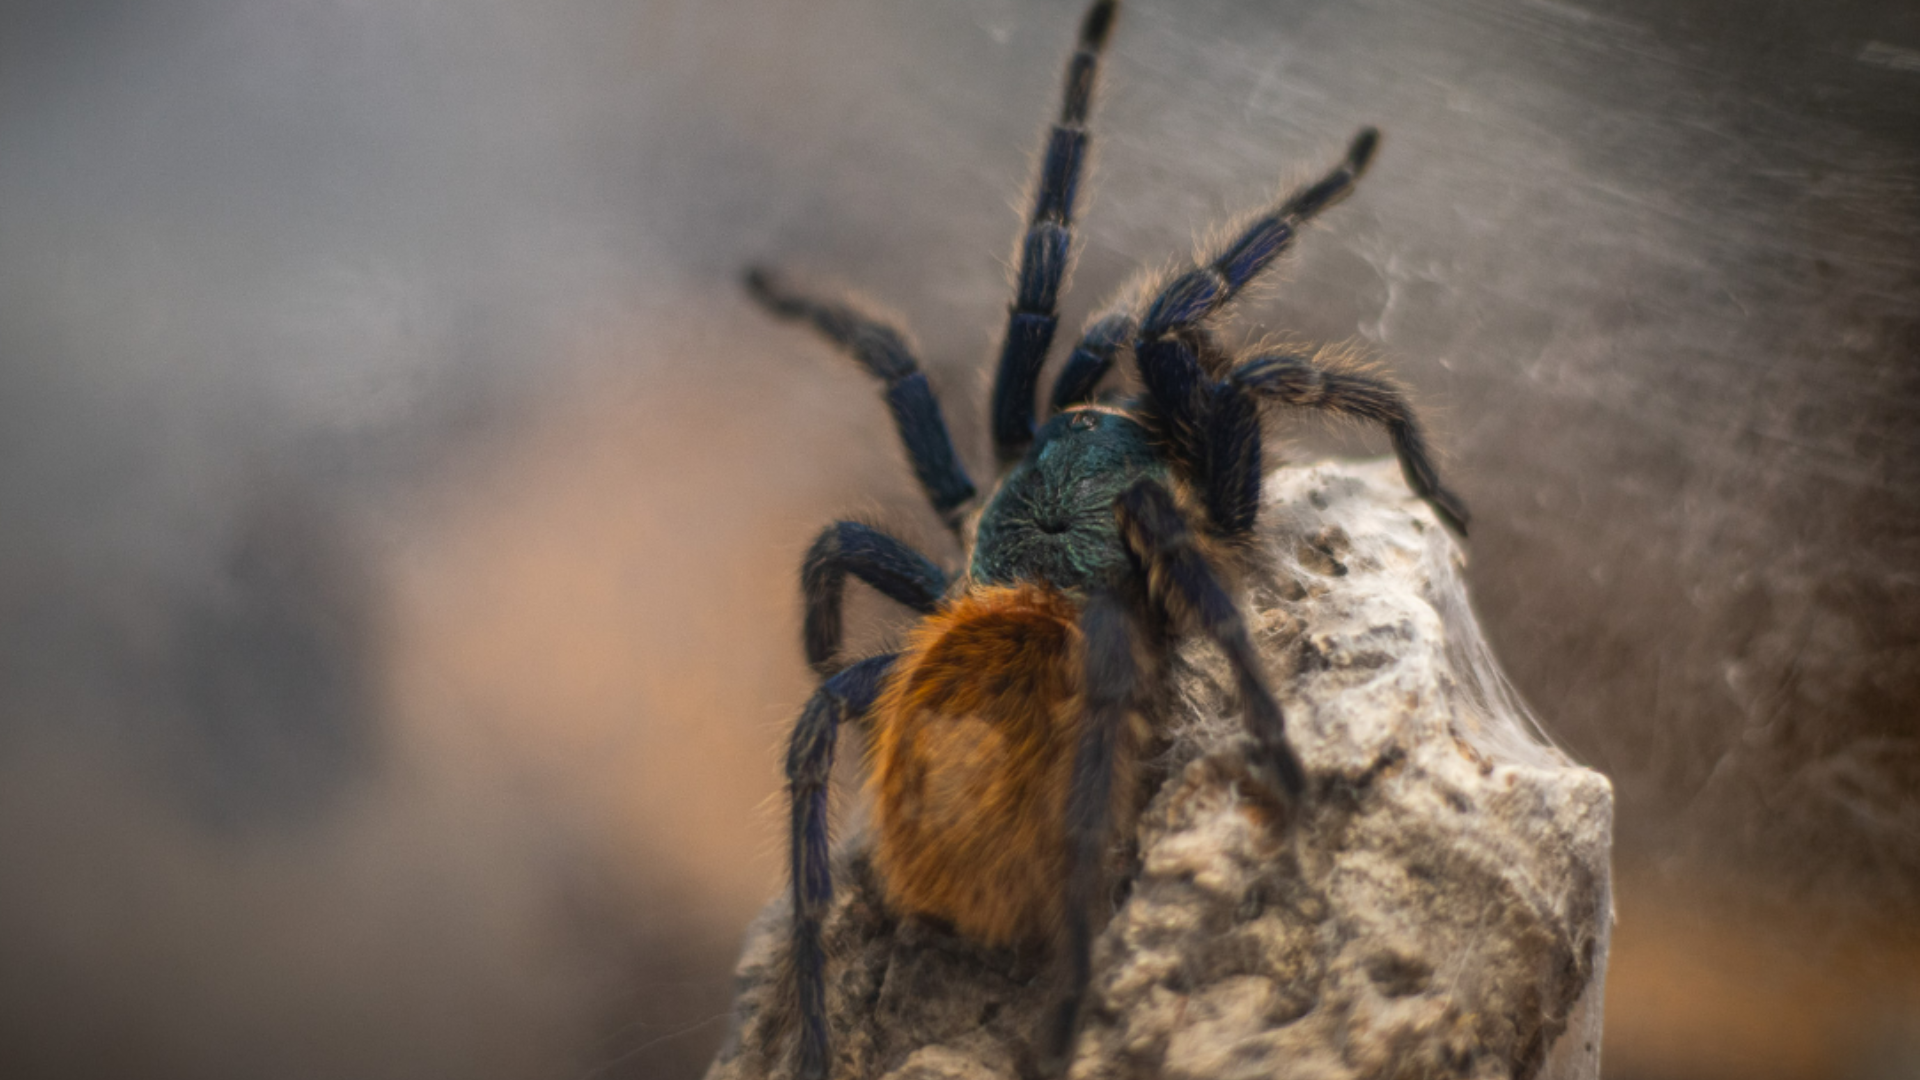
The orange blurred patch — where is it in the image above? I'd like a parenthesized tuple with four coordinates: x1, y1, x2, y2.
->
(1604, 873, 1920, 1080)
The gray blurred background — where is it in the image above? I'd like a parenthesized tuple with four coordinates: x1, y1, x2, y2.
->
(1, 1, 1916, 1077)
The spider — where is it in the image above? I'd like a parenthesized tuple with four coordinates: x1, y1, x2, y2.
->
(743, 2, 1468, 1075)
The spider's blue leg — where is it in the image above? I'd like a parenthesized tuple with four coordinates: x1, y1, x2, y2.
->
(744, 269, 978, 530)
(786, 653, 896, 1080)
(1130, 328, 1231, 480)
(1167, 325, 1278, 537)
(1047, 586, 1137, 1068)
(801, 521, 947, 675)
(1137, 127, 1378, 346)
(989, 0, 1119, 464)
(1201, 377, 1265, 537)
(1116, 479, 1305, 797)
(1128, 130, 1378, 461)
(1231, 353, 1469, 535)
(1047, 308, 1134, 414)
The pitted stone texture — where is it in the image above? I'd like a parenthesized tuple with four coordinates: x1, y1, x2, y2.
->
(706, 460, 1613, 1080)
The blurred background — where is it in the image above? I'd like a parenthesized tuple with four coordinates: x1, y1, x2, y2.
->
(1, 0, 1916, 1077)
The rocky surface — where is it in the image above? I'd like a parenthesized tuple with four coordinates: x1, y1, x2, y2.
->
(706, 460, 1614, 1080)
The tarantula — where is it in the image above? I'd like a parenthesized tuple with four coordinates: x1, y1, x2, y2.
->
(744, 2, 1468, 1075)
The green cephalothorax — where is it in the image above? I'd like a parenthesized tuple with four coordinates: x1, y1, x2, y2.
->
(971, 407, 1169, 590)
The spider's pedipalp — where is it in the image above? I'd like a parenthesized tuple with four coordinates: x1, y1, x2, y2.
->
(786, 653, 896, 1080)
(744, 267, 978, 528)
(1232, 352, 1470, 535)
(989, 1, 1121, 465)
(801, 521, 947, 675)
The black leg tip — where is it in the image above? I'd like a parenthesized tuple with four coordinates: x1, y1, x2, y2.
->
(1242, 687, 1306, 800)
(1246, 707, 1306, 801)
(1430, 489, 1470, 537)
(1080, 0, 1119, 51)
(745, 265, 810, 321)
(742, 264, 777, 302)
(1348, 127, 1381, 174)
(1042, 996, 1082, 1076)
(796, 1006, 831, 1080)
(1259, 741, 1307, 802)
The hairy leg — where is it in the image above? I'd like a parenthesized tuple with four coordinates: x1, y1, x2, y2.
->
(1129, 130, 1380, 464)
(989, 0, 1119, 463)
(1116, 479, 1304, 797)
(1047, 586, 1137, 1067)
(1048, 308, 1134, 415)
(744, 268, 978, 529)
(1200, 378, 1265, 537)
(1231, 352, 1469, 534)
(800, 521, 947, 675)
(786, 653, 897, 1080)
(1138, 129, 1378, 345)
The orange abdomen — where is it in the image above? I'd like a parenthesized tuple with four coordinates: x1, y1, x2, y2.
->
(867, 583, 1132, 946)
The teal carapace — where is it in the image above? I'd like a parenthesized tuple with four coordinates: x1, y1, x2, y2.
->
(970, 407, 1169, 590)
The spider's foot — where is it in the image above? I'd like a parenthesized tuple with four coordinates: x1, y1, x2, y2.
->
(1039, 994, 1082, 1077)
(1248, 737, 1307, 805)
(796, 1035, 829, 1080)
(1429, 487, 1471, 537)
(1347, 126, 1381, 174)
(741, 265, 786, 310)
(1238, 684, 1307, 802)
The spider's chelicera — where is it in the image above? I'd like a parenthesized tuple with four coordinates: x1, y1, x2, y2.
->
(744, 2, 1468, 1075)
